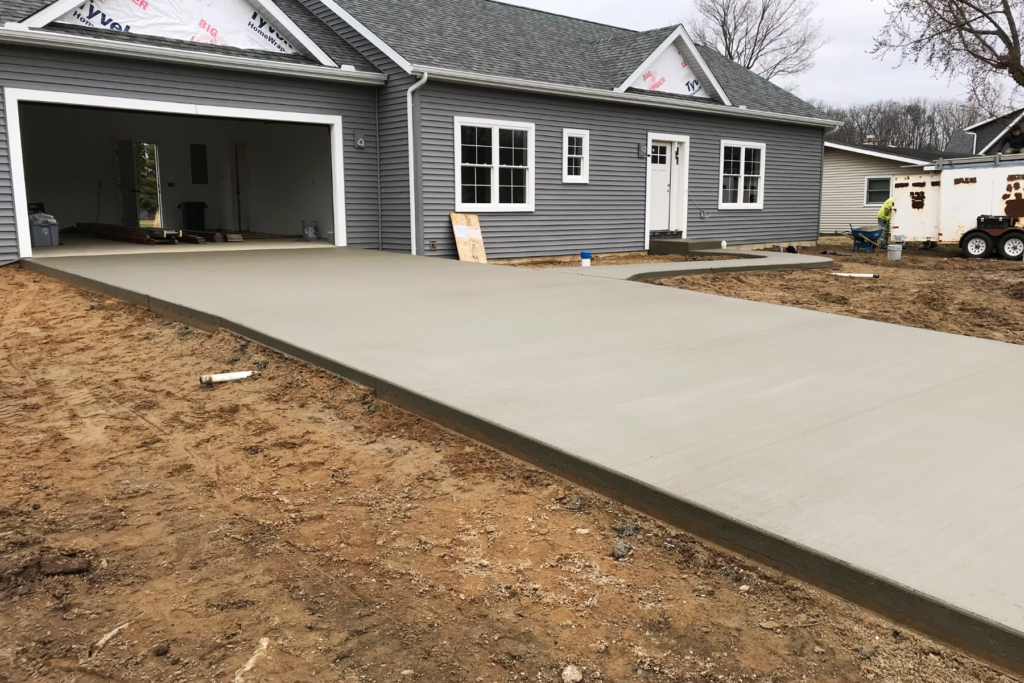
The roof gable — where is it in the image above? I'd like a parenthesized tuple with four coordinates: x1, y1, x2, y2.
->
(6, 0, 352, 67)
(614, 25, 730, 104)
(51, 0, 302, 55)
(975, 109, 1024, 155)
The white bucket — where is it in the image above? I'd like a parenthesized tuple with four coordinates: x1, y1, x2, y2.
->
(581, 251, 592, 267)
(887, 244, 902, 261)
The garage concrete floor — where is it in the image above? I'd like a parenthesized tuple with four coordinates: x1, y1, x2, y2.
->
(24, 247, 1024, 670)
(31, 234, 334, 258)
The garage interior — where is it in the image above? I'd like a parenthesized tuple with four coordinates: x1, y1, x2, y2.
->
(20, 103, 337, 254)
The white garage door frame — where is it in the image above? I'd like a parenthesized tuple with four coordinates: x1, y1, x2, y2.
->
(4, 88, 348, 258)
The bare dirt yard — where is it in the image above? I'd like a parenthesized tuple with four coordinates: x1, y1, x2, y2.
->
(650, 241, 1024, 345)
(0, 264, 1019, 683)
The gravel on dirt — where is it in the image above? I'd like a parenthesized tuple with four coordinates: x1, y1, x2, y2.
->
(0, 264, 1019, 682)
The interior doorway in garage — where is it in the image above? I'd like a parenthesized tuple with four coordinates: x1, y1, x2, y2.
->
(6, 91, 346, 258)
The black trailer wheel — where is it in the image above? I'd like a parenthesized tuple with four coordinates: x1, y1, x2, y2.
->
(962, 232, 994, 259)
(998, 233, 1024, 261)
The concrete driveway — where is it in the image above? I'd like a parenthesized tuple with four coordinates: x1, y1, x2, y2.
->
(25, 247, 1024, 670)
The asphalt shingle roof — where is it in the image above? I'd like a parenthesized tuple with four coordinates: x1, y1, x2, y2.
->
(334, 0, 827, 119)
(944, 129, 977, 155)
(695, 46, 825, 120)
(0, 0, 378, 73)
(0, 0, 49, 22)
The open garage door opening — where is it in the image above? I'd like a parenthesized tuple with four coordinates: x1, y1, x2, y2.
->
(6, 92, 346, 258)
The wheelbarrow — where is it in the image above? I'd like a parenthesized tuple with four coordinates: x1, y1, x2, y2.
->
(849, 226, 887, 254)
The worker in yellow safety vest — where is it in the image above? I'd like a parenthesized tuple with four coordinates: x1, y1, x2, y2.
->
(878, 197, 895, 231)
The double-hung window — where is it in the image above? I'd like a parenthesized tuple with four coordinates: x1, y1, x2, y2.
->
(562, 129, 590, 183)
(719, 141, 766, 209)
(455, 117, 535, 212)
(864, 177, 893, 205)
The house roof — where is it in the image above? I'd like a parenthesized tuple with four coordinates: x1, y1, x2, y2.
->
(966, 108, 1024, 155)
(824, 141, 940, 165)
(944, 129, 977, 156)
(0, 0, 49, 23)
(329, 0, 828, 121)
(0, 0, 379, 74)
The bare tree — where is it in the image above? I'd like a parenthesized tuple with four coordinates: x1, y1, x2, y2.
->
(874, 0, 1024, 115)
(813, 98, 985, 150)
(689, 0, 828, 80)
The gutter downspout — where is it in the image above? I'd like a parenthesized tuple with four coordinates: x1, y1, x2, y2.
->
(407, 72, 429, 255)
(375, 88, 382, 251)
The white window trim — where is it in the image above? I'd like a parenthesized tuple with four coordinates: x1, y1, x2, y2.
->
(453, 116, 535, 213)
(562, 129, 590, 184)
(718, 140, 766, 210)
(864, 176, 894, 207)
(4, 88, 347, 258)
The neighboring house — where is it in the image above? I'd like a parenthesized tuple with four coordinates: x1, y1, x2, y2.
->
(0, 0, 840, 266)
(821, 142, 937, 234)
(946, 108, 1024, 157)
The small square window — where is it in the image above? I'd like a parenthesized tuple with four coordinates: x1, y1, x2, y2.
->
(866, 177, 892, 205)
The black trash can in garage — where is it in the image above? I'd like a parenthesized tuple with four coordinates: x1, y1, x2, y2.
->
(178, 202, 208, 232)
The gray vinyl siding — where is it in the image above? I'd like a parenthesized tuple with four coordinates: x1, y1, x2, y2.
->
(0, 43, 380, 257)
(301, 0, 414, 253)
(0, 86, 15, 266)
(821, 148, 917, 234)
(417, 81, 825, 259)
(974, 119, 1010, 155)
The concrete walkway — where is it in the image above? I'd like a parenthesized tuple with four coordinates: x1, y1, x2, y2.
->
(547, 249, 833, 281)
(23, 248, 1024, 671)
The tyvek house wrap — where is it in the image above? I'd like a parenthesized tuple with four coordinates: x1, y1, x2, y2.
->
(56, 0, 297, 54)
(629, 42, 708, 99)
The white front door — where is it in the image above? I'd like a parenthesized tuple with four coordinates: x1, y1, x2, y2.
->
(648, 139, 688, 241)
(649, 143, 673, 232)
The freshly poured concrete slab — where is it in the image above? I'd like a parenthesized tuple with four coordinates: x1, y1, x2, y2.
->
(25, 248, 1024, 669)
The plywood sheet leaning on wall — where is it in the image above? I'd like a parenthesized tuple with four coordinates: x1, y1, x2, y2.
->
(450, 213, 487, 263)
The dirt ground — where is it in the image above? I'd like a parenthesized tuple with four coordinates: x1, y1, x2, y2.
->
(509, 253, 733, 269)
(650, 241, 1024, 345)
(1, 264, 1019, 683)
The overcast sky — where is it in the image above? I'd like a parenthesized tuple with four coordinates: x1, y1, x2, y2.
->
(505, 0, 970, 105)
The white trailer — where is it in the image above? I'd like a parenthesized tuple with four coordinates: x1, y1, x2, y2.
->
(891, 155, 1024, 259)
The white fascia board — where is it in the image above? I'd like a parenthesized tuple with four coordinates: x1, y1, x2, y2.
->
(249, 0, 337, 67)
(613, 25, 732, 107)
(824, 142, 933, 166)
(676, 25, 731, 106)
(978, 109, 1024, 155)
(12, 0, 81, 28)
(417, 66, 840, 129)
(316, 0, 413, 74)
(0, 28, 386, 85)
